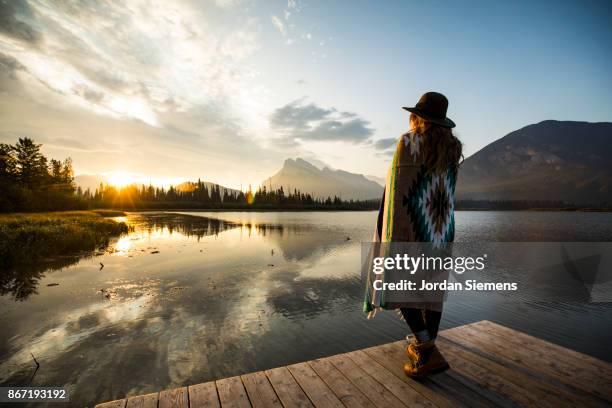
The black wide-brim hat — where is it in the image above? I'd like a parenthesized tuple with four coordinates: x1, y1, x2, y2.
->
(403, 91, 456, 128)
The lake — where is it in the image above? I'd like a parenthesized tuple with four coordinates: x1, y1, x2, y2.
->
(1, 210, 611, 407)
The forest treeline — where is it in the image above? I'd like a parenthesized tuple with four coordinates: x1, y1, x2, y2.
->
(0, 138, 379, 212)
(85, 182, 380, 210)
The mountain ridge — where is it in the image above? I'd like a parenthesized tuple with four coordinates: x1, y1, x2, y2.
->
(456, 120, 612, 205)
(263, 157, 384, 200)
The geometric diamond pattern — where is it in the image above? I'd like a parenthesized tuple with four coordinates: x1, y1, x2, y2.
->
(403, 165, 456, 244)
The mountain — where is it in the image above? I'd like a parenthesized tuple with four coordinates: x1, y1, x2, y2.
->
(264, 158, 384, 200)
(457, 120, 612, 206)
(365, 174, 386, 186)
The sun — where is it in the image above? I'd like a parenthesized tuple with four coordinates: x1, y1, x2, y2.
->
(107, 171, 134, 188)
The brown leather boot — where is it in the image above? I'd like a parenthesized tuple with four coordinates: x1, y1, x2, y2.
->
(403, 340, 450, 378)
(405, 340, 419, 361)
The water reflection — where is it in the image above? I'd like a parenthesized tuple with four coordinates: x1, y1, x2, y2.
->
(0, 213, 340, 301)
(0, 212, 371, 407)
(0, 211, 611, 408)
(131, 212, 241, 239)
(1, 254, 91, 301)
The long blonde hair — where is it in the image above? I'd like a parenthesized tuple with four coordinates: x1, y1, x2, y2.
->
(410, 113, 463, 173)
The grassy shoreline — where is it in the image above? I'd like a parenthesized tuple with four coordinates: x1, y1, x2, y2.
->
(0, 210, 129, 268)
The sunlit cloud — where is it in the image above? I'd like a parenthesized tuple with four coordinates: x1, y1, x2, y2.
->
(0, 0, 264, 127)
(0, 0, 283, 185)
(0, 0, 389, 187)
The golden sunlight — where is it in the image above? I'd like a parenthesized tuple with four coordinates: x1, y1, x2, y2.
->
(107, 171, 135, 188)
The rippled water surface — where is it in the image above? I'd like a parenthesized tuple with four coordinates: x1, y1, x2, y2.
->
(1, 211, 611, 407)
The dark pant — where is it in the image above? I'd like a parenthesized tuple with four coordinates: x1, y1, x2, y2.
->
(400, 308, 442, 339)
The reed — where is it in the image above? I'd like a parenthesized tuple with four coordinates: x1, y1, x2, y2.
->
(0, 211, 129, 268)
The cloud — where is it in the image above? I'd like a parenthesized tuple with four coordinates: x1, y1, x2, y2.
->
(73, 86, 105, 103)
(0, 1, 264, 127)
(0, 0, 290, 188)
(212, 0, 242, 7)
(271, 0, 304, 42)
(271, 15, 286, 36)
(0, 52, 25, 75)
(0, 1, 41, 44)
(270, 98, 374, 144)
(0, 52, 27, 92)
(373, 137, 397, 150)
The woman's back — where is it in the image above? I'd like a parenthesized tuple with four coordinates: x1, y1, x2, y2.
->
(377, 130, 459, 244)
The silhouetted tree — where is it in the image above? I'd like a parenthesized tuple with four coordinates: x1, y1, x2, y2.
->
(0, 138, 82, 212)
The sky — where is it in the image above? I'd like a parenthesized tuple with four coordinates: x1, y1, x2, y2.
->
(1, 0, 611, 189)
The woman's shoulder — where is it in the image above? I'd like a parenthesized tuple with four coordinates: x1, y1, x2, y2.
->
(398, 131, 423, 164)
(401, 131, 422, 144)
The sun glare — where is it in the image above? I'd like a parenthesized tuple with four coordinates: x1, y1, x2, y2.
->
(107, 171, 134, 188)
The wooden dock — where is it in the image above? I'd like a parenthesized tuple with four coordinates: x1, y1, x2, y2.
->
(95, 320, 612, 408)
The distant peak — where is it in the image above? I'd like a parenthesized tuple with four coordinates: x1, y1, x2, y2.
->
(531, 119, 611, 127)
(295, 157, 313, 165)
(283, 157, 320, 171)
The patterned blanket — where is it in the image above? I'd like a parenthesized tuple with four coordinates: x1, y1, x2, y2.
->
(363, 131, 457, 317)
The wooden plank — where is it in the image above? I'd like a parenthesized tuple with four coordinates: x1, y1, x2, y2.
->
(327, 353, 408, 408)
(346, 350, 440, 408)
(443, 321, 612, 401)
(159, 387, 188, 408)
(435, 338, 607, 408)
(95, 399, 127, 408)
(266, 366, 314, 408)
(189, 381, 220, 408)
(309, 357, 376, 408)
(287, 362, 344, 408)
(361, 344, 456, 408)
(216, 376, 252, 408)
(477, 320, 612, 378)
(437, 370, 519, 408)
(126, 392, 159, 408)
(242, 371, 282, 408)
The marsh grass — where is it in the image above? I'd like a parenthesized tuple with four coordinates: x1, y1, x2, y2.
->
(0, 211, 129, 268)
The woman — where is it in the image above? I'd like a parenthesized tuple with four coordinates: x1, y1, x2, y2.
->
(364, 91, 462, 378)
